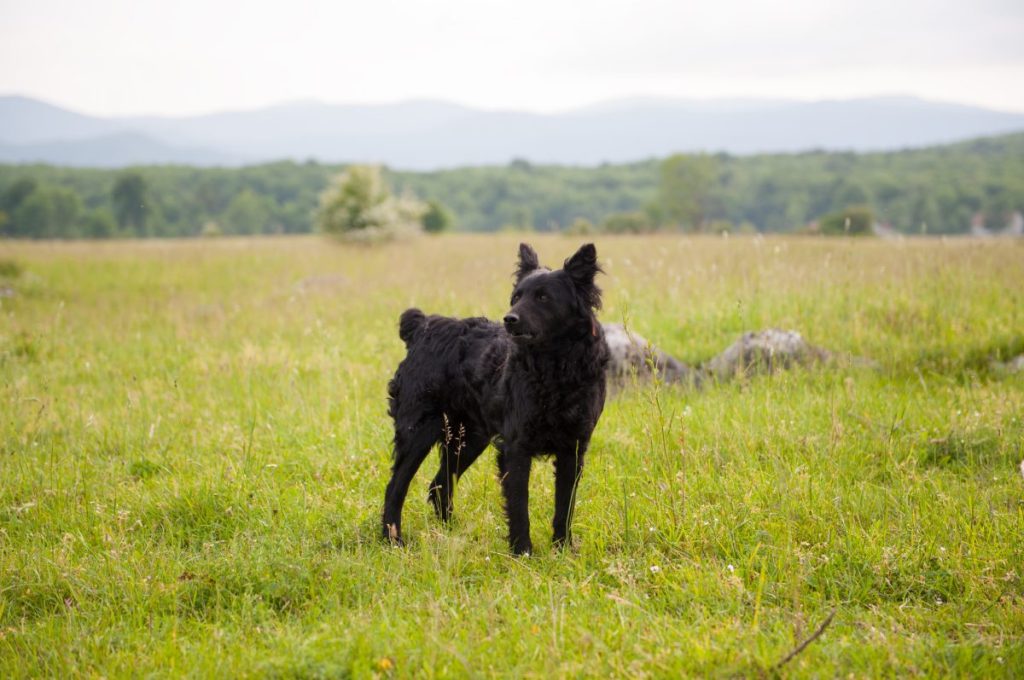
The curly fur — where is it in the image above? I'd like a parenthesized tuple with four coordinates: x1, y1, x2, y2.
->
(382, 243, 608, 554)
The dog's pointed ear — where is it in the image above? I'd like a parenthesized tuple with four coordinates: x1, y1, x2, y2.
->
(515, 243, 541, 281)
(563, 243, 599, 284)
(563, 243, 603, 310)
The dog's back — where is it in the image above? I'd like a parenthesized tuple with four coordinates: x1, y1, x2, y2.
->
(387, 308, 508, 424)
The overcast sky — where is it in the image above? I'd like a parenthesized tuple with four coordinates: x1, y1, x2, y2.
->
(2, 0, 1023, 116)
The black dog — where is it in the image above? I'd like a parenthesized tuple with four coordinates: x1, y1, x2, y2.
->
(382, 243, 608, 554)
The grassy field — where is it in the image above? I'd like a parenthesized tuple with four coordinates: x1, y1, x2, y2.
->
(1, 233, 1022, 677)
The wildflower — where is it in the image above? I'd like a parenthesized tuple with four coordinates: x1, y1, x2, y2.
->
(650, 565, 661, 574)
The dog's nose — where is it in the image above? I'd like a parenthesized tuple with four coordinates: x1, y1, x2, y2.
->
(503, 313, 520, 327)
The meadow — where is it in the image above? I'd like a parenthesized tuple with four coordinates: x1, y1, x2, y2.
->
(1, 233, 1022, 677)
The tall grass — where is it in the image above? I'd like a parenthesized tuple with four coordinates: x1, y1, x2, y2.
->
(1, 234, 1022, 677)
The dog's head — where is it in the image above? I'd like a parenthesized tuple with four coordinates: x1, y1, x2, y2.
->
(503, 243, 603, 345)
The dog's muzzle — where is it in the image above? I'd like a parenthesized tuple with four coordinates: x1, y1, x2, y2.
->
(504, 313, 534, 340)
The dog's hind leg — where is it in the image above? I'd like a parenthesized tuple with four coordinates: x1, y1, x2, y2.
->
(552, 444, 587, 549)
(428, 429, 489, 523)
(382, 416, 442, 545)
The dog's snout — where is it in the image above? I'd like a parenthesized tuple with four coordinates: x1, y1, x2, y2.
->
(503, 313, 520, 327)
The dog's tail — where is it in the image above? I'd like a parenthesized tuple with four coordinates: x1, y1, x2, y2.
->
(398, 308, 427, 347)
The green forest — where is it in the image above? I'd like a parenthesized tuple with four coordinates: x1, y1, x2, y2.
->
(1, 132, 1022, 239)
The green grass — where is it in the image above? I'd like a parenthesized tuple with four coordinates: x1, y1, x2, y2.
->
(1, 234, 1023, 677)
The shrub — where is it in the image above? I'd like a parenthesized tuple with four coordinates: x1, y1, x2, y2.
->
(567, 217, 595, 235)
(315, 165, 425, 243)
(819, 205, 875, 236)
(421, 199, 453, 233)
(600, 211, 653, 234)
(0, 259, 23, 278)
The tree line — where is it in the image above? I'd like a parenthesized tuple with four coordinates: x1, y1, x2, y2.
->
(1, 132, 1022, 239)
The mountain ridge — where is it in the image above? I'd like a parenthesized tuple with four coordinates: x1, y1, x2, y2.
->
(2, 94, 1023, 169)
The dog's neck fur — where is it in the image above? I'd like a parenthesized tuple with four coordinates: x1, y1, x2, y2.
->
(506, 320, 607, 382)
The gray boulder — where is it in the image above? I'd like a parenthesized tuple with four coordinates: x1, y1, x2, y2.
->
(601, 324, 844, 387)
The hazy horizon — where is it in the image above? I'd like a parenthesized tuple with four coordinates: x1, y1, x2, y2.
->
(6, 90, 1024, 120)
(2, 0, 1022, 118)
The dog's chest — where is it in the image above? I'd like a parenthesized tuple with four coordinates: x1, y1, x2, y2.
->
(506, 378, 604, 453)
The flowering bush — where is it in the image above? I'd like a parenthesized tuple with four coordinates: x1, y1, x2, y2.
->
(315, 165, 426, 243)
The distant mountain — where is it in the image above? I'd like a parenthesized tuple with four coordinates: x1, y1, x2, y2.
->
(120, 99, 476, 159)
(0, 95, 123, 144)
(570, 96, 796, 115)
(0, 132, 241, 167)
(2, 94, 1023, 169)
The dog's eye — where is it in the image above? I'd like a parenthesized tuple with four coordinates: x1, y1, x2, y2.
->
(536, 292, 548, 302)
(511, 293, 521, 304)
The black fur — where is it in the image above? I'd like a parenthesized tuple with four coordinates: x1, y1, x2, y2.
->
(382, 243, 608, 554)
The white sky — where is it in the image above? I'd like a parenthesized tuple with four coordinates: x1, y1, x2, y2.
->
(2, 0, 1023, 116)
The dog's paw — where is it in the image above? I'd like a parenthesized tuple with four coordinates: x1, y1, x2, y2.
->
(383, 523, 405, 547)
(510, 538, 534, 556)
(426, 485, 452, 523)
(552, 535, 575, 552)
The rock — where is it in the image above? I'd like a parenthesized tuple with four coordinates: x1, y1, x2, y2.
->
(601, 324, 860, 387)
(601, 323, 699, 386)
(995, 354, 1024, 374)
(703, 329, 832, 381)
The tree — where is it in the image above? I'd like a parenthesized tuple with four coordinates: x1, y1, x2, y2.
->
(658, 153, 718, 231)
(831, 180, 870, 207)
(82, 208, 117, 238)
(421, 199, 453, 233)
(112, 172, 149, 234)
(11, 186, 81, 238)
(315, 165, 425, 241)
(223, 189, 276, 235)
(0, 130, 1021, 238)
(910, 193, 940, 234)
(2, 178, 38, 215)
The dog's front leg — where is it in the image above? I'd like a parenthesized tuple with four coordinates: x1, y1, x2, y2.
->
(552, 446, 586, 549)
(498, 447, 533, 555)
